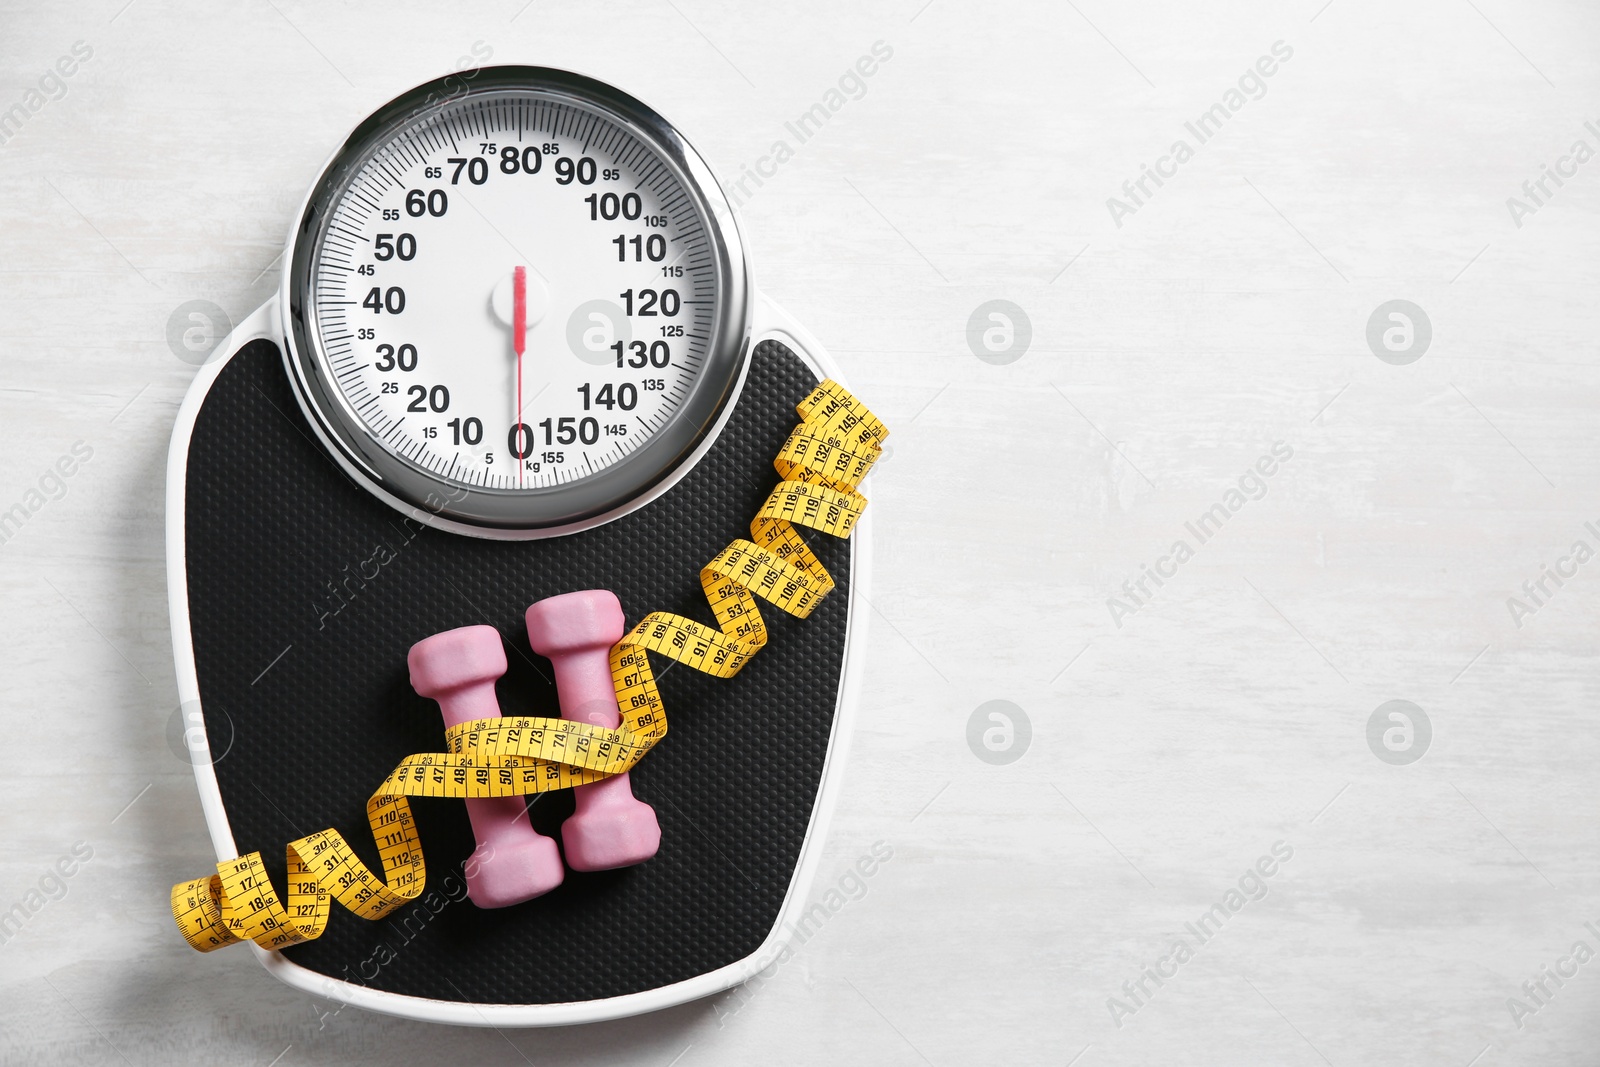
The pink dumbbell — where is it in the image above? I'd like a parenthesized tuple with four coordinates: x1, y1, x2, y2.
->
(408, 625, 564, 907)
(525, 590, 661, 871)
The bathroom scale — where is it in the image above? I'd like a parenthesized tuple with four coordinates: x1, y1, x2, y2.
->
(163, 66, 884, 1026)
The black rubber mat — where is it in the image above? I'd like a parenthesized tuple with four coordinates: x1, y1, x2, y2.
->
(182, 338, 849, 1004)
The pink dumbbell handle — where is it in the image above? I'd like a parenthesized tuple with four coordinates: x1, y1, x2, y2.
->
(409, 625, 563, 907)
(550, 646, 619, 728)
(550, 645, 636, 816)
(435, 678, 546, 870)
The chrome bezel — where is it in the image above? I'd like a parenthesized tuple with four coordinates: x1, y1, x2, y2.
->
(281, 66, 750, 537)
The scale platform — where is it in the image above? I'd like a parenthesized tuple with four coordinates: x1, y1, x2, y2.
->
(166, 295, 871, 1025)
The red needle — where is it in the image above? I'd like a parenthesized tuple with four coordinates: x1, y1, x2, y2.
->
(513, 266, 526, 486)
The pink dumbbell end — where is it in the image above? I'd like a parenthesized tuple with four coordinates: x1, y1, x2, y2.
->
(525, 590, 661, 872)
(408, 624, 564, 907)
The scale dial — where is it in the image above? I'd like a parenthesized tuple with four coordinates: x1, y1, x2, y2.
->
(284, 67, 749, 536)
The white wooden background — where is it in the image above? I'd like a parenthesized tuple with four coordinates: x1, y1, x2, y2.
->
(2, 0, 1598, 1063)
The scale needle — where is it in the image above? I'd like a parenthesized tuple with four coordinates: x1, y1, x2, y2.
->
(513, 265, 526, 487)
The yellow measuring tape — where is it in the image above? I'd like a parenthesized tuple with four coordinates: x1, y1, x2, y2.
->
(171, 379, 886, 952)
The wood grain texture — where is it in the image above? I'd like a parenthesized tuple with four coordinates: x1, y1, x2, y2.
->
(1, 0, 1597, 1063)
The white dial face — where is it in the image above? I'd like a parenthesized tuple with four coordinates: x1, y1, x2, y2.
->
(307, 91, 716, 491)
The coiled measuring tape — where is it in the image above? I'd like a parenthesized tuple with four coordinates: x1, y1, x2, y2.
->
(171, 380, 886, 952)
